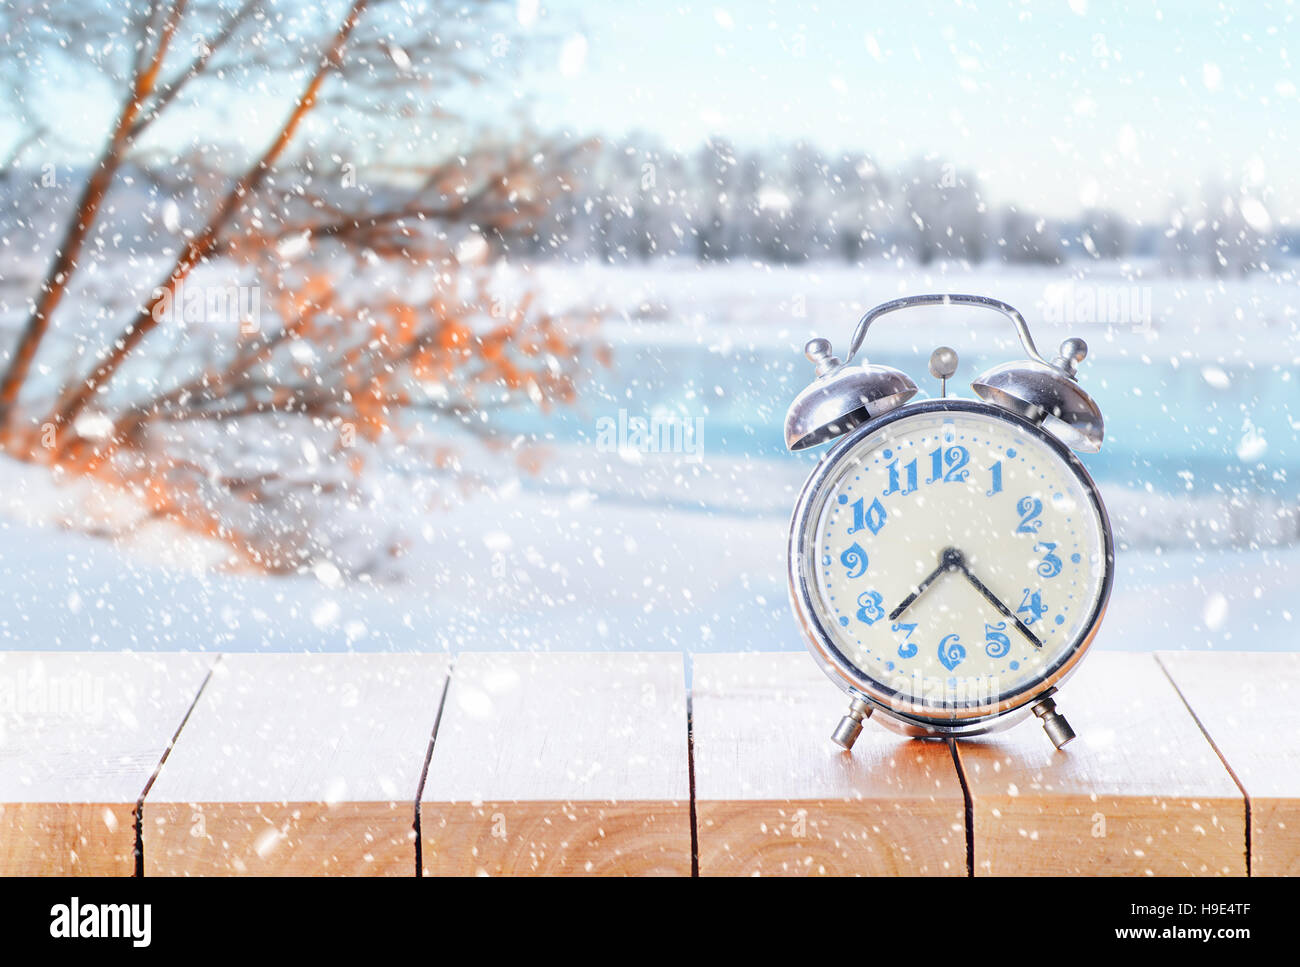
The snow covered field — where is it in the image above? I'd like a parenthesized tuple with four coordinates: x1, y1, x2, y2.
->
(1, 261, 1297, 655)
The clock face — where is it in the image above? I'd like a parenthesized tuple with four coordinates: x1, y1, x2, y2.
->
(794, 402, 1111, 719)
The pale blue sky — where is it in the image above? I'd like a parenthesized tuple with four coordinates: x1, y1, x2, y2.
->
(7, 0, 1297, 222)
(522, 0, 1299, 219)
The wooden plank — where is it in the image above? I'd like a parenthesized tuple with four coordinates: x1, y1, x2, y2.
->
(692, 652, 966, 876)
(0, 651, 215, 876)
(1158, 651, 1300, 877)
(955, 651, 1246, 876)
(142, 653, 450, 876)
(420, 652, 690, 876)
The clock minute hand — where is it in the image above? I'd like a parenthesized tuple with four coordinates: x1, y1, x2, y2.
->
(888, 547, 964, 622)
(951, 561, 1044, 650)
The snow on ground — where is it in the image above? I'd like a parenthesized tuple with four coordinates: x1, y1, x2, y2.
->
(0, 449, 1294, 656)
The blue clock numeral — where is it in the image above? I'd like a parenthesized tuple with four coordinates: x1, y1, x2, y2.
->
(840, 542, 868, 579)
(1015, 496, 1043, 534)
(987, 460, 1003, 496)
(1017, 587, 1048, 625)
(983, 621, 1011, 658)
(938, 633, 966, 670)
(856, 590, 886, 625)
(926, 445, 970, 484)
(943, 445, 970, 482)
(847, 496, 887, 536)
(882, 457, 918, 496)
(892, 621, 918, 658)
(1033, 541, 1062, 578)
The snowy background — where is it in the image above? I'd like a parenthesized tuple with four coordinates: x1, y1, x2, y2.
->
(0, 1, 1296, 657)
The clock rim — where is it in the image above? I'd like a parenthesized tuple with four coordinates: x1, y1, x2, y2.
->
(787, 397, 1115, 726)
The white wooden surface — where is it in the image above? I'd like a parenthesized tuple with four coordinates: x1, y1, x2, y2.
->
(0, 651, 215, 875)
(143, 652, 451, 875)
(1158, 650, 1300, 876)
(692, 652, 966, 876)
(1, 649, 1290, 877)
(955, 651, 1246, 876)
(420, 652, 691, 875)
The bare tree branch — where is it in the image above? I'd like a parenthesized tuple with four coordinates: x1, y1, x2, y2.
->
(47, 0, 372, 444)
(0, 1, 597, 577)
(128, 0, 263, 139)
(0, 0, 190, 434)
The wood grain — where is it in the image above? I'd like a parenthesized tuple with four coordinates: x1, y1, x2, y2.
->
(0, 651, 215, 875)
(142, 653, 450, 876)
(1157, 650, 1300, 876)
(420, 652, 690, 876)
(955, 651, 1246, 876)
(692, 652, 966, 876)
(6, 649, 1278, 877)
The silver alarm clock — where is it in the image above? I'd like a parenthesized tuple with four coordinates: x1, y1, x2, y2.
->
(785, 294, 1114, 751)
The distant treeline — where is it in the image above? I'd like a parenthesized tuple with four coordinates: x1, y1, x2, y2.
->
(3, 139, 1291, 277)
(516, 136, 1290, 274)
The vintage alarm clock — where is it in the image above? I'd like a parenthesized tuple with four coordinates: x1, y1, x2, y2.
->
(785, 294, 1113, 751)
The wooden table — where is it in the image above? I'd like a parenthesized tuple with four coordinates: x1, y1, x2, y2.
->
(1, 650, 1292, 876)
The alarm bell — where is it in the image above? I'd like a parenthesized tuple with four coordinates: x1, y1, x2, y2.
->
(972, 337, 1104, 452)
(786, 294, 1105, 454)
(784, 337, 918, 450)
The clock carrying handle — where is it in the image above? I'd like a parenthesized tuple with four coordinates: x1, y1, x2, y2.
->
(845, 293, 1049, 366)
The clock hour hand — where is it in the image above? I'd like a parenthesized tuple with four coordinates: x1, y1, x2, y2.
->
(888, 547, 964, 622)
(950, 560, 1044, 650)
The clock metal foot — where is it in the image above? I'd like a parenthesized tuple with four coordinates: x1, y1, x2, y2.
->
(1032, 696, 1076, 749)
(831, 698, 873, 751)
